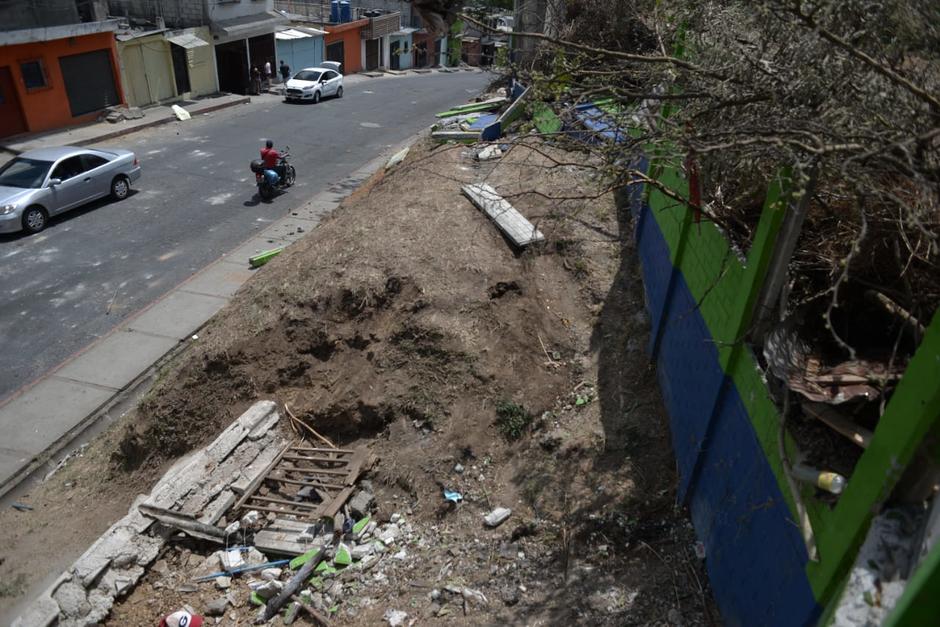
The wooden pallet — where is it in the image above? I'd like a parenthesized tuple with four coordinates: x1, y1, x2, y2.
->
(233, 443, 368, 522)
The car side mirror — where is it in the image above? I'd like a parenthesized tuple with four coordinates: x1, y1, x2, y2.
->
(48, 178, 61, 187)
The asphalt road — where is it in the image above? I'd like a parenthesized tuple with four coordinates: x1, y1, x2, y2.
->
(0, 71, 491, 401)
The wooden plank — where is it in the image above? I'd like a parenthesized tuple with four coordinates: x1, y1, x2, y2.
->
(291, 446, 355, 455)
(319, 485, 355, 520)
(284, 454, 352, 465)
(461, 183, 545, 247)
(253, 530, 312, 556)
(233, 442, 290, 512)
(270, 475, 346, 490)
(342, 448, 368, 487)
(247, 495, 321, 509)
(139, 504, 226, 543)
(239, 504, 318, 518)
(803, 402, 873, 448)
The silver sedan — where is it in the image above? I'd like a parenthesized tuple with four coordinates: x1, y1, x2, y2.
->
(0, 145, 142, 234)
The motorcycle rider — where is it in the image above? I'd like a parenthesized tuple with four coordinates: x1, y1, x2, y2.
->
(260, 139, 285, 185)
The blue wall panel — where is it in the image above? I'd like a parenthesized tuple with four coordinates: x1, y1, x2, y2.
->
(629, 198, 820, 627)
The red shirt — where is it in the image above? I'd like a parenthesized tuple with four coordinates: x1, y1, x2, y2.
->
(260, 147, 280, 168)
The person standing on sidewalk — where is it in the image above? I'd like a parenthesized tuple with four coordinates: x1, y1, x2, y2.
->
(251, 66, 262, 95)
(279, 60, 290, 82)
(263, 60, 273, 89)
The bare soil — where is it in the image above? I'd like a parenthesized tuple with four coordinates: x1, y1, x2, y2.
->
(1, 137, 717, 626)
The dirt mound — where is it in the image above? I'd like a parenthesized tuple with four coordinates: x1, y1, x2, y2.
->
(122, 141, 573, 470)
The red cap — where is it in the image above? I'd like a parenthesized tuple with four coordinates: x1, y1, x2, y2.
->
(159, 610, 204, 627)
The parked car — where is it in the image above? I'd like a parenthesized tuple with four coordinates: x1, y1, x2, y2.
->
(0, 146, 141, 234)
(284, 62, 344, 104)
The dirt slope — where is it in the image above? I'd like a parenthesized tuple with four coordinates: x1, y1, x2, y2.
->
(3, 136, 717, 625)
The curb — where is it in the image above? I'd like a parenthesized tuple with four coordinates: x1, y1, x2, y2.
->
(1, 96, 250, 154)
(73, 96, 251, 147)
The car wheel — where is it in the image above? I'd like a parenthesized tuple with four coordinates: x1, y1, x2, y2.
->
(336, 86, 343, 98)
(313, 91, 321, 104)
(111, 175, 130, 200)
(22, 205, 48, 234)
(285, 165, 296, 186)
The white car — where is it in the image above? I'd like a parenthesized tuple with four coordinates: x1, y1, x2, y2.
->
(284, 62, 344, 104)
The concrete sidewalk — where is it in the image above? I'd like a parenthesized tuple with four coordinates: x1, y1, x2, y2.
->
(0, 142, 405, 498)
(0, 93, 250, 155)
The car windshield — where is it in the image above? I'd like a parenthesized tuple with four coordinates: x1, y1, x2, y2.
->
(294, 70, 322, 82)
(0, 157, 53, 189)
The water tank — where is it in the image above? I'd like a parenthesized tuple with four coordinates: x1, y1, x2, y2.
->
(339, 0, 351, 23)
(330, 0, 339, 23)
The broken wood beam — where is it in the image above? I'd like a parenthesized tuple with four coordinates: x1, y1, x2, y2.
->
(269, 476, 346, 490)
(803, 401, 873, 448)
(291, 594, 332, 626)
(233, 443, 290, 512)
(138, 504, 226, 543)
(247, 495, 321, 509)
(262, 547, 327, 621)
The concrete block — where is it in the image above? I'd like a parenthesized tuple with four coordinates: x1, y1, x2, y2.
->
(52, 580, 89, 619)
(199, 489, 236, 525)
(247, 411, 280, 440)
(231, 441, 283, 494)
(84, 589, 114, 625)
(97, 565, 144, 597)
(72, 553, 111, 587)
(238, 400, 278, 431)
(205, 422, 249, 464)
(10, 594, 59, 627)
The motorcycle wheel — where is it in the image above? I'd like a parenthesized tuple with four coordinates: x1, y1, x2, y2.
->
(284, 166, 296, 186)
(259, 183, 274, 200)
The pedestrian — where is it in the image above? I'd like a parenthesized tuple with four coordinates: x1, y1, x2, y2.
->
(263, 60, 273, 87)
(251, 66, 262, 95)
(279, 60, 290, 82)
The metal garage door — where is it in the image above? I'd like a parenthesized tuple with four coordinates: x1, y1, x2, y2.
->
(59, 49, 119, 117)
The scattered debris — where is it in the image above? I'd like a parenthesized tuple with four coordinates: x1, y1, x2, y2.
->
(791, 464, 847, 495)
(462, 183, 545, 247)
(171, 104, 192, 121)
(385, 146, 410, 170)
(475, 145, 502, 161)
(160, 609, 204, 627)
(384, 608, 408, 626)
(443, 490, 463, 504)
(11, 502, 33, 512)
(249, 247, 284, 268)
(484, 507, 512, 528)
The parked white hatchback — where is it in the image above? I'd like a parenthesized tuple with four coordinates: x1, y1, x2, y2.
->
(284, 61, 344, 104)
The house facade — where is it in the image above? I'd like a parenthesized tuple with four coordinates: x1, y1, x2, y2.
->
(0, 1, 125, 139)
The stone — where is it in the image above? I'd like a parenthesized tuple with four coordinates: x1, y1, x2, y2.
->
(501, 587, 520, 606)
(152, 559, 170, 576)
(205, 597, 229, 617)
(260, 568, 282, 581)
(72, 554, 110, 588)
(254, 580, 282, 600)
(430, 588, 441, 601)
(85, 589, 114, 625)
(295, 486, 315, 500)
(454, 463, 464, 473)
(215, 577, 232, 590)
(348, 489, 375, 519)
(124, 106, 145, 120)
(53, 580, 89, 619)
(484, 507, 512, 528)
(379, 524, 401, 545)
(245, 548, 267, 565)
(351, 544, 374, 561)
(384, 609, 408, 626)
(98, 565, 144, 597)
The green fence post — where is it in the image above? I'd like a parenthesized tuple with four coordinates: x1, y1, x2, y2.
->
(808, 310, 940, 603)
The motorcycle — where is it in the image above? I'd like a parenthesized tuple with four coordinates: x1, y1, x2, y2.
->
(250, 149, 296, 200)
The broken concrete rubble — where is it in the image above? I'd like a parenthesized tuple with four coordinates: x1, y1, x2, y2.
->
(12, 401, 285, 627)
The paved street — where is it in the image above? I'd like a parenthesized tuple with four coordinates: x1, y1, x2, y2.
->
(0, 71, 490, 401)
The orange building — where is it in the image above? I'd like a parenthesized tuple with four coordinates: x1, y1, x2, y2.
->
(324, 19, 367, 75)
(0, 23, 124, 139)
